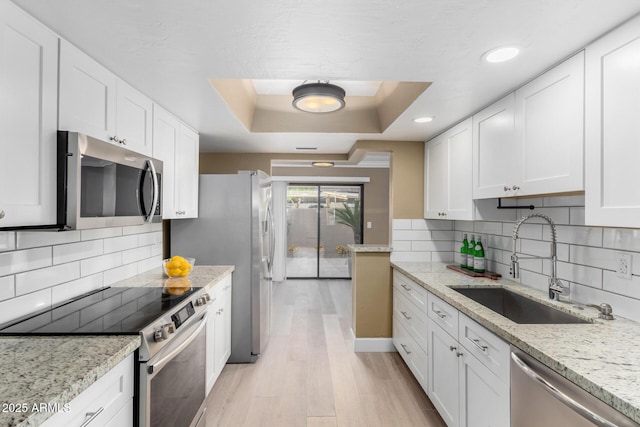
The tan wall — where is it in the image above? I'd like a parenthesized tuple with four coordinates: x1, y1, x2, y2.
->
(199, 153, 390, 244)
(349, 140, 424, 219)
(271, 166, 390, 245)
(351, 252, 392, 338)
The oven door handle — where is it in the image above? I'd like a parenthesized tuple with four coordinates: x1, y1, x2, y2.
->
(147, 311, 208, 378)
(510, 352, 618, 427)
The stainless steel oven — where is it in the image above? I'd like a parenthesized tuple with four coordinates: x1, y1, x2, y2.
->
(57, 131, 162, 229)
(140, 309, 208, 427)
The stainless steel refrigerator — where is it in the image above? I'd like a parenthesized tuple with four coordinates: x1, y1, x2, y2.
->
(171, 171, 274, 363)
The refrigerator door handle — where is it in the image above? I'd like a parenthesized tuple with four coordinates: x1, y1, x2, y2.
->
(267, 202, 275, 274)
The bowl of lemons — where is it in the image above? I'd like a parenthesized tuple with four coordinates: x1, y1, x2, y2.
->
(163, 255, 195, 278)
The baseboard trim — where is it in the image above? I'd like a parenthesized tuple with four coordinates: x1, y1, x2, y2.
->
(350, 329, 396, 352)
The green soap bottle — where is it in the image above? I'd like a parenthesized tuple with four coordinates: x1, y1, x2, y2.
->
(473, 236, 485, 273)
(460, 234, 468, 269)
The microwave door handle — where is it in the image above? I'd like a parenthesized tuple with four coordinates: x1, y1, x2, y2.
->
(144, 159, 159, 223)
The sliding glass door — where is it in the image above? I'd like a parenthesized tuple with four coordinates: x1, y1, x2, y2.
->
(286, 184, 363, 279)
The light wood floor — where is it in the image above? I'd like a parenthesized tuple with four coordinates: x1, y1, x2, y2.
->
(205, 279, 446, 427)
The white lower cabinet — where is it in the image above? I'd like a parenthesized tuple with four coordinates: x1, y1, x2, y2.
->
(206, 274, 233, 394)
(42, 353, 134, 427)
(392, 270, 510, 427)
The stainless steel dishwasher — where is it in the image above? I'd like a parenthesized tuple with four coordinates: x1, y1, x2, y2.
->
(510, 346, 639, 427)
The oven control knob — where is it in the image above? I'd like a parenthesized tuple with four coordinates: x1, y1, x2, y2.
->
(195, 296, 208, 306)
(154, 328, 168, 342)
(165, 322, 176, 334)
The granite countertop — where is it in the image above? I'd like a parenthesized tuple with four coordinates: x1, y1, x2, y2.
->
(348, 244, 392, 253)
(0, 265, 234, 427)
(0, 335, 140, 427)
(392, 261, 640, 423)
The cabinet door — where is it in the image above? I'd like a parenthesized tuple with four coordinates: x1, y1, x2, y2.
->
(221, 278, 232, 366)
(424, 133, 448, 218)
(205, 287, 217, 394)
(585, 15, 640, 227)
(459, 352, 509, 427)
(472, 94, 516, 199)
(515, 52, 584, 196)
(116, 80, 153, 156)
(59, 40, 117, 142)
(446, 118, 473, 220)
(176, 124, 200, 218)
(428, 319, 459, 427)
(0, 2, 58, 228)
(213, 284, 227, 376)
(152, 105, 180, 219)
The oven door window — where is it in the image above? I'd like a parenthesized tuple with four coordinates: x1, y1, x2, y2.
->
(149, 326, 206, 427)
(80, 155, 152, 218)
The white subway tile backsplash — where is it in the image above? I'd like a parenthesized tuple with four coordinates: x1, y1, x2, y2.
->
(392, 219, 413, 230)
(517, 207, 570, 225)
(542, 194, 585, 207)
(53, 240, 103, 264)
(17, 230, 80, 249)
(51, 274, 104, 306)
(393, 230, 431, 241)
(520, 239, 569, 262)
(0, 288, 51, 327)
(411, 219, 428, 230)
(391, 241, 411, 251)
(431, 230, 455, 241)
(454, 221, 474, 232)
(0, 276, 15, 301)
(122, 246, 152, 264)
(138, 231, 162, 247)
(137, 255, 162, 273)
(15, 262, 81, 296)
(424, 219, 453, 230)
(0, 232, 16, 252)
(0, 247, 51, 276)
(569, 207, 586, 226)
(81, 252, 122, 277)
(391, 251, 431, 263)
(104, 263, 139, 286)
(504, 222, 543, 240)
(122, 223, 154, 235)
(474, 221, 503, 236)
(151, 222, 163, 232)
(81, 227, 123, 241)
(570, 246, 618, 271)
(432, 252, 454, 262)
(412, 240, 452, 252)
(474, 199, 517, 222)
(602, 228, 640, 252)
(554, 261, 603, 289)
(544, 225, 603, 247)
(602, 271, 640, 300)
(518, 270, 550, 293)
(571, 283, 640, 323)
(104, 235, 139, 253)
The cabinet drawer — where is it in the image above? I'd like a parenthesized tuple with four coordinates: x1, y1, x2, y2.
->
(393, 317, 428, 392)
(393, 270, 428, 313)
(427, 293, 459, 339)
(42, 354, 134, 427)
(458, 313, 510, 384)
(393, 287, 428, 352)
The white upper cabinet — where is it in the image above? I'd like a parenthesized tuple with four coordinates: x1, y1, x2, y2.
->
(514, 51, 584, 196)
(153, 105, 199, 219)
(59, 40, 153, 155)
(115, 80, 153, 156)
(0, 1, 58, 228)
(425, 118, 474, 220)
(585, 15, 640, 227)
(473, 53, 585, 199)
(472, 94, 516, 199)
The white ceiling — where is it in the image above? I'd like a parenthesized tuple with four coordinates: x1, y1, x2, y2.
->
(11, 0, 640, 154)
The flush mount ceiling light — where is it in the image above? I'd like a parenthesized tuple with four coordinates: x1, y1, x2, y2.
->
(413, 116, 434, 123)
(292, 81, 346, 113)
(483, 46, 520, 63)
(311, 161, 335, 167)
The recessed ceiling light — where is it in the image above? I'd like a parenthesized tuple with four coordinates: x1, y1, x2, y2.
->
(311, 162, 335, 168)
(483, 46, 520, 63)
(413, 117, 434, 123)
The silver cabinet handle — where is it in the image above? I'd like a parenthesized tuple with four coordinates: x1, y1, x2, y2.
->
(511, 352, 618, 427)
(401, 311, 412, 320)
(512, 185, 520, 190)
(79, 407, 104, 427)
(504, 186, 510, 191)
(400, 343, 411, 355)
(456, 351, 463, 357)
(400, 284, 411, 292)
(110, 135, 120, 143)
(0, 209, 4, 219)
(449, 346, 457, 352)
(468, 338, 488, 353)
(434, 310, 446, 319)
(121, 138, 127, 145)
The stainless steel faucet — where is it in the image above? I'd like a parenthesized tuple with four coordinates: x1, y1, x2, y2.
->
(510, 213, 568, 301)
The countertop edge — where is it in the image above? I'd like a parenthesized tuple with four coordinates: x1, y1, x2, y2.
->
(391, 262, 640, 424)
(348, 244, 392, 253)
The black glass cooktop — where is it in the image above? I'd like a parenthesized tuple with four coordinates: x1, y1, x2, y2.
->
(0, 286, 203, 335)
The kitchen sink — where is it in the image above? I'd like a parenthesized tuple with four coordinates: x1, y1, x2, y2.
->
(451, 287, 590, 324)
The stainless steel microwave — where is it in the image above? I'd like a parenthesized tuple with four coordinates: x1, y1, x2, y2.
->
(57, 131, 162, 229)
